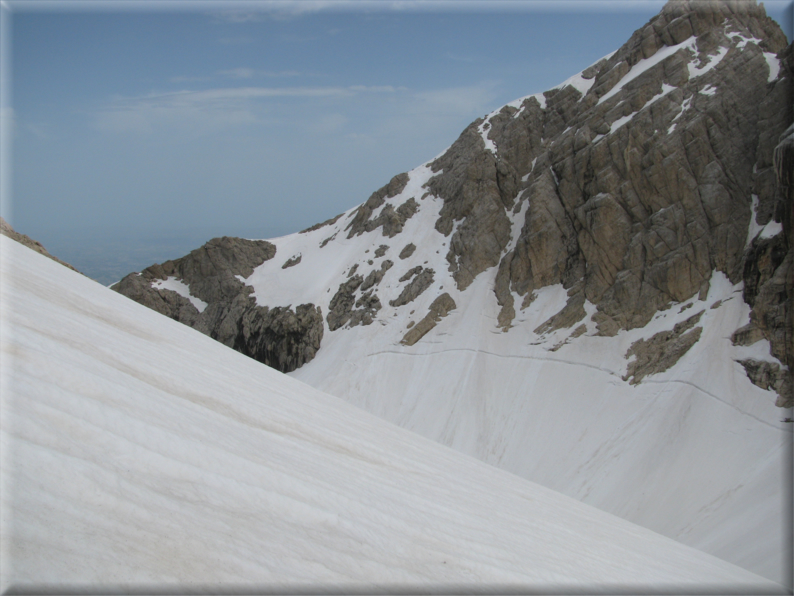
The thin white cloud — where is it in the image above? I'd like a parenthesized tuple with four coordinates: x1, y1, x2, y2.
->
(348, 85, 402, 93)
(337, 82, 499, 147)
(170, 75, 212, 83)
(265, 70, 303, 77)
(92, 85, 402, 136)
(210, 11, 267, 24)
(219, 67, 256, 79)
(209, 2, 350, 23)
(218, 68, 304, 79)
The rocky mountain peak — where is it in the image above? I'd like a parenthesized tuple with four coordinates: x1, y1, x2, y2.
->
(113, 1, 791, 407)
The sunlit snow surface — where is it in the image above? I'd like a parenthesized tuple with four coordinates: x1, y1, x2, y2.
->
(2, 236, 787, 593)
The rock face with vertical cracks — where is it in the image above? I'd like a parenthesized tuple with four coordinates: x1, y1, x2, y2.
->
(427, 130, 516, 291)
(490, 1, 791, 338)
(112, 237, 323, 373)
(424, 0, 793, 403)
(236, 304, 324, 374)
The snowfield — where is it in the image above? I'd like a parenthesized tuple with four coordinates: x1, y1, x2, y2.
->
(0, 235, 786, 592)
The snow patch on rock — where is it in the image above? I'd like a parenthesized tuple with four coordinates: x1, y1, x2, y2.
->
(599, 37, 698, 106)
(152, 276, 208, 312)
(688, 45, 729, 79)
(763, 52, 781, 82)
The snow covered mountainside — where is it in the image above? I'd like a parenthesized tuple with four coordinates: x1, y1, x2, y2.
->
(111, 0, 793, 586)
(4, 235, 787, 592)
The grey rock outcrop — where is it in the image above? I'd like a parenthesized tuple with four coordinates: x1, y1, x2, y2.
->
(326, 271, 386, 331)
(427, 136, 516, 290)
(390, 267, 435, 307)
(737, 358, 790, 395)
(113, 236, 323, 373)
(492, 1, 790, 335)
(282, 255, 302, 269)
(401, 293, 457, 346)
(399, 243, 417, 259)
(361, 260, 393, 292)
(236, 303, 324, 373)
(623, 310, 705, 384)
(534, 287, 587, 336)
(326, 275, 364, 331)
(300, 213, 344, 234)
(735, 119, 794, 406)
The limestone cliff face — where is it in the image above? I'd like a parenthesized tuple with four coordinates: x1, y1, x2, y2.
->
(429, 0, 791, 403)
(112, 0, 791, 401)
(112, 237, 323, 373)
(476, 2, 790, 333)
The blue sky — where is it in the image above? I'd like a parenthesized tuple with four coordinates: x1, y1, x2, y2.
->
(3, 1, 792, 281)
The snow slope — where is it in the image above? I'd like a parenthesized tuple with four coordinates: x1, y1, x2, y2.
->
(2, 235, 785, 592)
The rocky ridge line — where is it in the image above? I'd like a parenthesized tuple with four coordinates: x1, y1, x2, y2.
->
(112, 236, 323, 373)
